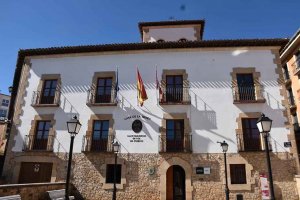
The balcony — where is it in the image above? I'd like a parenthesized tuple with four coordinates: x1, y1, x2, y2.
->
(86, 87, 117, 106)
(236, 133, 272, 152)
(31, 90, 60, 107)
(288, 96, 297, 113)
(23, 135, 54, 151)
(232, 84, 265, 103)
(159, 135, 192, 153)
(292, 56, 300, 75)
(82, 135, 114, 153)
(159, 87, 191, 105)
(294, 123, 300, 133)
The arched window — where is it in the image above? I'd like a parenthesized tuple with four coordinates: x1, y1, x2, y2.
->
(178, 38, 187, 42)
(157, 39, 165, 43)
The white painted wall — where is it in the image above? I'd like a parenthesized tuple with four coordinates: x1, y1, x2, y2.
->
(12, 48, 289, 154)
(145, 27, 197, 42)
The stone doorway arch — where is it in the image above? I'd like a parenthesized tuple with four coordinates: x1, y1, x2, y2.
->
(159, 157, 193, 200)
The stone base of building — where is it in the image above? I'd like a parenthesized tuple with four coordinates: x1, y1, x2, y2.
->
(3, 151, 299, 200)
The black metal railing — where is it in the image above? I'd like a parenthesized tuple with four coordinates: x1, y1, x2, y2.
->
(232, 84, 264, 102)
(283, 67, 290, 81)
(31, 90, 61, 106)
(23, 135, 55, 151)
(159, 135, 192, 153)
(289, 95, 296, 106)
(87, 87, 117, 105)
(82, 135, 114, 152)
(294, 123, 300, 133)
(159, 86, 191, 104)
(236, 133, 272, 152)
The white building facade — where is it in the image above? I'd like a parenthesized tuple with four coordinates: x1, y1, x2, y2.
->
(3, 20, 299, 199)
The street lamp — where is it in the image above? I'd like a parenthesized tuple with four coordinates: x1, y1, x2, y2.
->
(66, 116, 81, 200)
(8, 86, 13, 94)
(256, 113, 275, 200)
(112, 140, 120, 200)
(219, 140, 229, 200)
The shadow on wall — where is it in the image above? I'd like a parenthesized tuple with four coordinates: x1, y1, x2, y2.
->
(234, 103, 285, 129)
(190, 91, 235, 145)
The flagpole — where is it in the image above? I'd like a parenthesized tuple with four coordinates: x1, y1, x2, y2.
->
(136, 66, 139, 107)
(156, 65, 158, 105)
(115, 66, 119, 103)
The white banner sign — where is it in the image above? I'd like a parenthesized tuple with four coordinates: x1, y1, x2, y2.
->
(260, 174, 270, 200)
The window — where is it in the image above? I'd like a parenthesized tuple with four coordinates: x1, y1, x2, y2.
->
(178, 38, 187, 42)
(295, 51, 300, 69)
(0, 109, 7, 118)
(242, 118, 261, 151)
(1, 99, 9, 107)
(236, 74, 255, 101)
(40, 79, 58, 104)
(166, 120, 184, 151)
(166, 75, 183, 103)
(157, 39, 165, 43)
(33, 121, 51, 150)
(230, 164, 246, 184)
(96, 78, 113, 103)
(231, 68, 264, 103)
(283, 64, 290, 81)
(288, 88, 295, 106)
(91, 120, 109, 151)
(106, 164, 122, 184)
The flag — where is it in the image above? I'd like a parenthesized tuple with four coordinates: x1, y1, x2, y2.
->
(115, 67, 119, 101)
(156, 67, 162, 95)
(137, 68, 148, 106)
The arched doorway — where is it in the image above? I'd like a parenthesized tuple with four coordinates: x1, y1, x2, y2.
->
(166, 165, 186, 200)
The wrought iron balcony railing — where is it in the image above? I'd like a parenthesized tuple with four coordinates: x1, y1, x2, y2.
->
(31, 90, 61, 106)
(236, 133, 272, 152)
(288, 95, 296, 106)
(159, 134, 192, 153)
(232, 84, 265, 103)
(159, 86, 191, 104)
(23, 135, 55, 151)
(294, 123, 300, 133)
(82, 135, 114, 152)
(86, 87, 117, 105)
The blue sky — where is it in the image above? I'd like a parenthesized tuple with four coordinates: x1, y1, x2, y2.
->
(0, 0, 299, 95)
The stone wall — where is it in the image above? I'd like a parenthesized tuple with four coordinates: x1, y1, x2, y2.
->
(4, 152, 299, 200)
(69, 152, 298, 200)
(0, 182, 65, 200)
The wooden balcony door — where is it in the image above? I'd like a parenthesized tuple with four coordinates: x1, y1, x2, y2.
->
(237, 74, 255, 101)
(166, 120, 184, 152)
(33, 121, 50, 150)
(167, 165, 186, 200)
(242, 118, 261, 151)
(96, 78, 112, 103)
(19, 162, 52, 183)
(166, 75, 183, 103)
(40, 79, 57, 104)
(91, 120, 109, 151)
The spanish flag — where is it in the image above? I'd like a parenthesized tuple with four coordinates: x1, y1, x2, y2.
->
(137, 69, 148, 106)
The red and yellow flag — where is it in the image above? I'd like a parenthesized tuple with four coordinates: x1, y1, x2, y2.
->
(137, 69, 148, 106)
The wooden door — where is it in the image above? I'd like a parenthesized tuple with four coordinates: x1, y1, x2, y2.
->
(19, 162, 52, 183)
(167, 165, 186, 200)
(166, 166, 174, 200)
